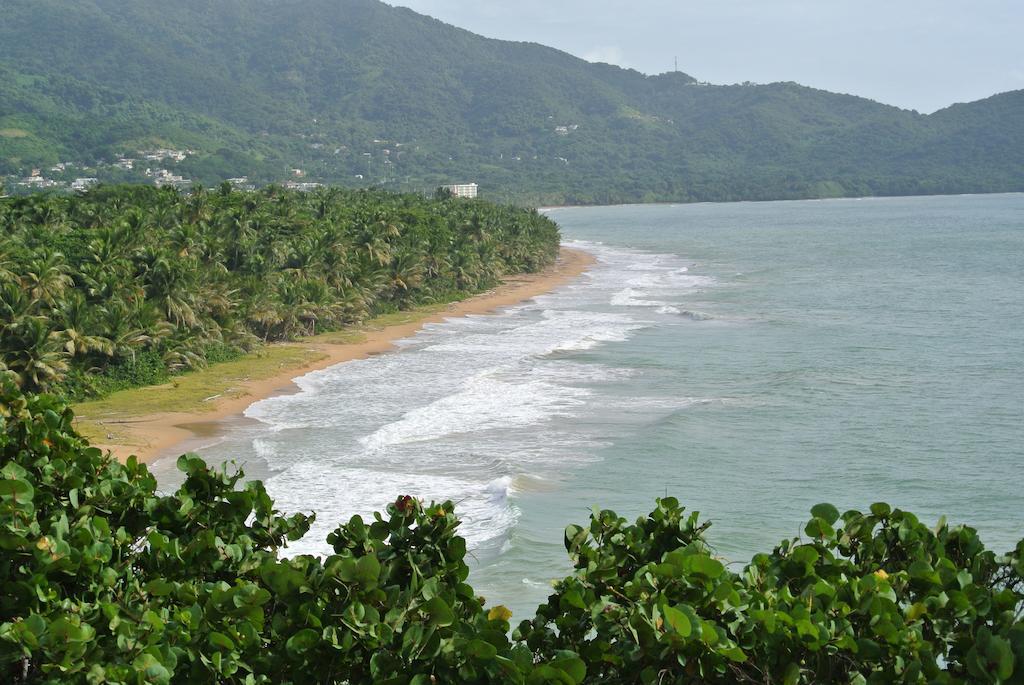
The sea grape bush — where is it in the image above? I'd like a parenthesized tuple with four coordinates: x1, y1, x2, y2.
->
(0, 376, 583, 684)
(2, 377, 1022, 684)
(517, 501, 1024, 683)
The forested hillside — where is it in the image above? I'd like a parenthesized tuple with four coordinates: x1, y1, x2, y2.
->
(1, 0, 1023, 204)
(0, 185, 559, 397)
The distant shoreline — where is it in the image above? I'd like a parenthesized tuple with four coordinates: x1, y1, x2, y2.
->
(536, 190, 1024, 212)
(77, 246, 596, 465)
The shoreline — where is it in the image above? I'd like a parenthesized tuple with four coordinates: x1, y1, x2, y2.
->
(77, 246, 595, 465)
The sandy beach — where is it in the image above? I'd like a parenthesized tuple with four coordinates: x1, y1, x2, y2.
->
(79, 246, 594, 464)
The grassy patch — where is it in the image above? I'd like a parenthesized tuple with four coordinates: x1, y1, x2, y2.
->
(73, 345, 325, 433)
(0, 128, 31, 138)
(74, 419, 138, 449)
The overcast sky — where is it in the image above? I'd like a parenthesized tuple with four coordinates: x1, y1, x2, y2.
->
(391, 0, 1024, 113)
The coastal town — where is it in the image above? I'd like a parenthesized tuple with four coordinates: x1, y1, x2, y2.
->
(0, 120, 582, 197)
(2, 148, 200, 195)
(0, 145, 485, 197)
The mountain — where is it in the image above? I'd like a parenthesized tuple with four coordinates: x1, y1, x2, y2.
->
(2, 0, 1022, 204)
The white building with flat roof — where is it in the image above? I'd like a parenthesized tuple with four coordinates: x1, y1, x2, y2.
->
(71, 178, 99, 192)
(442, 182, 478, 199)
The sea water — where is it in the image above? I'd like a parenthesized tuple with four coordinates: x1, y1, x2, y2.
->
(151, 193, 1024, 622)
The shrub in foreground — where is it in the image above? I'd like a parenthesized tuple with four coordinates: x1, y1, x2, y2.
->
(1, 378, 1022, 683)
(517, 500, 1024, 683)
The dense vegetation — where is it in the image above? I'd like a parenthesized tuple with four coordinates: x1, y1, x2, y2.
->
(0, 185, 559, 397)
(2, 0, 1023, 204)
(1, 380, 1022, 683)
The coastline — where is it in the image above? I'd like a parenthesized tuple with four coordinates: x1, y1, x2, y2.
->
(75, 246, 595, 465)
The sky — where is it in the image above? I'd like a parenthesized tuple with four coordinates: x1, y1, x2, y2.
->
(391, 0, 1024, 114)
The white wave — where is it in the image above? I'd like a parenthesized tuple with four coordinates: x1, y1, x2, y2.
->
(524, 360, 635, 384)
(521, 578, 554, 589)
(678, 310, 714, 321)
(610, 287, 660, 307)
(360, 371, 589, 449)
(269, 464, 519, 558)
(424, 308, 644, 357)
(549, 325, 642, 352)
(196, 238, 722, 574)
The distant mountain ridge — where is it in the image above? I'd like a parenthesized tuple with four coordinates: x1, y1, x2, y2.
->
(1, 0, 1022, 204)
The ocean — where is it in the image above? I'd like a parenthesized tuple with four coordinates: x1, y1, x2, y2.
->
(152, 193, 1024, 622)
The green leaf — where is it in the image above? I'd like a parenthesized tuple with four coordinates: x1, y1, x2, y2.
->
(209, 632, 235, 650)
(683, 554, 724, 579)
(564, 524, 586, 553)
(721, 646, 747, 662)
(355, 554, 380, 587)
(906, 603, 928, 621)
(870, 502, 892, 517)
(286, 628, 320, 655)
(424, 597, 454, 627)
(810, 503, 839, 524)
(549, 651, 586, 684)
(663, 605, 691, 637)
(0, 478, 33, 504)
(466, 639, 498, 660)
(176, 454, 205, 475)
(145, 579, 175, 597)
(132, 653, 171, 685)
(985, 635, 1015, 680)
(804, 517, 834, 539)
(790, 545, 820, 567)
(560, 589, 586, 610)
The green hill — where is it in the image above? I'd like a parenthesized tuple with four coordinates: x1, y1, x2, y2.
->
(2, 0, 1022, 204)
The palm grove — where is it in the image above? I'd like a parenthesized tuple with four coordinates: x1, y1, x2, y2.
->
(0, 184, 560, 397)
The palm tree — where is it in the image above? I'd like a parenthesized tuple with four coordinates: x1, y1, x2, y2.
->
(98, 303, 155, 362)
(3, 317, 69, 392)
(21, 250, 74, 311)
(55, 293, 114, 359)
(0, 184, 561, 393)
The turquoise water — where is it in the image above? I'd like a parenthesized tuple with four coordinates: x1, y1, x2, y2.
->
(156, 193, 1024, 621)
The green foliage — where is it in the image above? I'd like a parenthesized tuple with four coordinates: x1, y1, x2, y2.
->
(2, 380, 1022, 683)
(0, 185, 559, 396)
(517, 497, 1024, 683)
(0, 377, 585, 684)
(1, 0, 1022, 203)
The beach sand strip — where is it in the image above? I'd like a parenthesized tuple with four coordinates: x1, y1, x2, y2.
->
(74, 246, 594, 464)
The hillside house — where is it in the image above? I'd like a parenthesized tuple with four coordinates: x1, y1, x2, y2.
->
(442, 183, 478, 199)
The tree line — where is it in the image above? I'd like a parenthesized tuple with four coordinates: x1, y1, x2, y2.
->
(0, 184, 560, 398)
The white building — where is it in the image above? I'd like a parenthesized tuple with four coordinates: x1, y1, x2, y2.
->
(140, 149, 188, 163)
(227, 177, 256, 191)
(282, 181, 323, 192)
(150, 169, 192, 189)
(71, 178, 99, 192)
(442, 183, 478, 199)
(17, 176, 62, 190)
